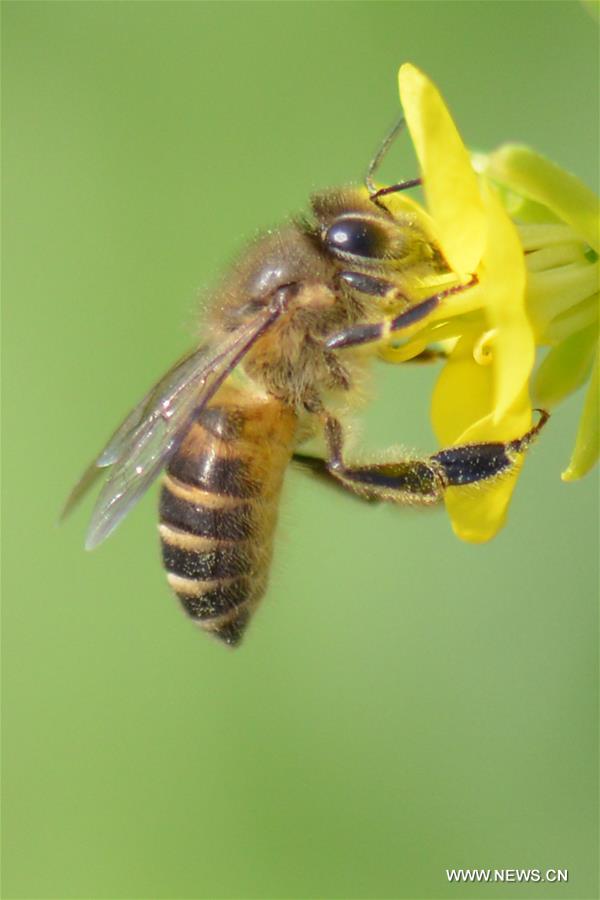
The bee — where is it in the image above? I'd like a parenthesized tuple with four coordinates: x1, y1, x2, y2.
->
(64, 119, 548, 647)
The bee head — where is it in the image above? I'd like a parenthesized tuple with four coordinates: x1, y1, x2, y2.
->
(309, 187, 438, 273)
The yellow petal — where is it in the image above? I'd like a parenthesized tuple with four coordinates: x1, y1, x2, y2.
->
(378, 335, 429, 363)
(486, 145, 600, 253)
(534, 323, 597, 408)
(527, 262, 599, 340)
(431, 334, 487, 445)
(444, 473, 522, 544)
(398, 63, 486, 274)
(562, 347, 599, 480)
(431, 334, 531, 542)
(544, 292, 599, 344)
(478, 182, 535, 422)
(379, 316, 479, 365)
(432, 336, 531, 445)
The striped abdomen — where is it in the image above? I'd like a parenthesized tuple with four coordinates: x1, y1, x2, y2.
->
(159, 385, 296, 647)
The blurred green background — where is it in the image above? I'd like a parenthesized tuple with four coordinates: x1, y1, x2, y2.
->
(3, 2, 598, 898)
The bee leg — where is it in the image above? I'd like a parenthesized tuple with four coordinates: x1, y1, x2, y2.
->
(320, 410, 549, 503)
(325, 275, 477, 351)
(292, 453, 381, 502)
(337, 272, 447, 363)
(338, 270, 404, 299)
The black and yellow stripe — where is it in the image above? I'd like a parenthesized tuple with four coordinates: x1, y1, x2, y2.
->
(159, 480, 254, 541)
(158, 385, 296, 647)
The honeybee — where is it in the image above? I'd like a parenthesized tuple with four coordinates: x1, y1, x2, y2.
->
(65, 120, 548, 647)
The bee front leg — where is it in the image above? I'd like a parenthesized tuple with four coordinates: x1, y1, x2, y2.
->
(315, 410, 549, 504)
(337, 270, 447, 363)
(326, 275, 477, 351)
(337, 270, 405, 299)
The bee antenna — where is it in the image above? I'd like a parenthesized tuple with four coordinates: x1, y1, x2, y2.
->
(365, 116, 422, 205)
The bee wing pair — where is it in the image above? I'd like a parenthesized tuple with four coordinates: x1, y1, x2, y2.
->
(63, 302, 285, 550)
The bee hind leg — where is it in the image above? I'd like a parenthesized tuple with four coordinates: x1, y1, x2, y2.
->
(292, 452, 381, 502)
(316, 410, 549, 504)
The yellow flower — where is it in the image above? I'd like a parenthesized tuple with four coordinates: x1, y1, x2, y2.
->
(480, 145, 599, 481)
(383, 64, 598, 542)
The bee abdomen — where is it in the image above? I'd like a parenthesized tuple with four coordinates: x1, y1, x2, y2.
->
(166, 565, 255, 643)
(158, 492, 259, 647)
(169, 570, 253, 648)
(167, 450, 260, 498)
(161, 538, 250, 581)
(158, 392, 296, 647)
(159, 486, 253, 541)
(160, 389, 295, 646)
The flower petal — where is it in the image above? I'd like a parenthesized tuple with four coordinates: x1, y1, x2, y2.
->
(431, 334, 531, 542)
(562, 346, 599, 481)
(399, 63, 486, 274)
(444, 470, 522, 544)
(544, 292, 599, 344)
(534, 323, 597, 408)
(431, 334, 489, 445)
(526, 261, 599, 340)
(485, 145, 600, 252)
(478, 181, 535, 422)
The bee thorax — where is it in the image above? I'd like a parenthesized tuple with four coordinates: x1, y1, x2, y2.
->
(295, 282, 337, 309)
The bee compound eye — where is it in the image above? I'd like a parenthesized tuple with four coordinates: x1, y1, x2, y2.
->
(325, 217, 387, 259)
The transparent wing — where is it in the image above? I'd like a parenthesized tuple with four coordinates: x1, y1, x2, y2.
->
(63, 303, 283, 550)
(61, 346, 207, 520)
(84, 346, 218, 550)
